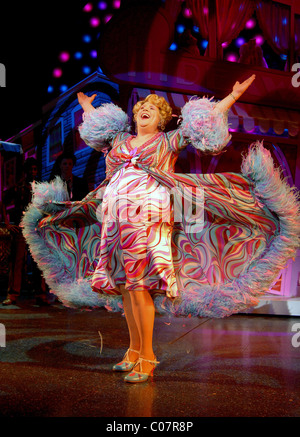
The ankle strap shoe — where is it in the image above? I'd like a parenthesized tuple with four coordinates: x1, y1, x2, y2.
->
(112, 348, 139, 372)
(124, 357, 159, 383)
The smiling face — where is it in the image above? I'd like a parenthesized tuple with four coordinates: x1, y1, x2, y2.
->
(136, 101, 161, 132)
(132, 94, 173, 134)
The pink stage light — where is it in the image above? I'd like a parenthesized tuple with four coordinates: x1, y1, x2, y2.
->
(183, 8, 192, 18)
(245, 18, 256, 29)
(83, 3, 93, 12)
(90, 17, 100, 27)
(222, 41, 229, 48)
(53, 68, 63, 78)
(59, 51, 70, 62)
(255, 34, 264, 45)
(113, 0, 121, 8)
(104, 14, 112, 23)
(226, 53, 238, 62)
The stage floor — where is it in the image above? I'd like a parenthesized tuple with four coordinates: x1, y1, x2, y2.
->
(0, 297, 299, 418)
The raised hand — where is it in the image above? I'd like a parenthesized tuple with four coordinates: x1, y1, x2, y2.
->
(77, 92, 97, 112)
(232, 74, 256, 99)
(214, 74, 256, 113)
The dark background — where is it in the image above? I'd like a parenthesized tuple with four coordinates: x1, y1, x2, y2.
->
(0, 1, 87, 140)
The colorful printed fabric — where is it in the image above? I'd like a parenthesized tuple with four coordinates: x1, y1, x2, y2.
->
(21, 102, 300, 318)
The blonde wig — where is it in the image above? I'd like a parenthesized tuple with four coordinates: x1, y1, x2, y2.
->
(132, 94, 173, 131)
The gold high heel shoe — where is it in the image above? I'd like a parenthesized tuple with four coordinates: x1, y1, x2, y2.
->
(124, 356, 159, 383)
(112, 348, 139, 372)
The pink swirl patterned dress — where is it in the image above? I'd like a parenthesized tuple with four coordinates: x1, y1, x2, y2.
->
(92, 130, 187, 298)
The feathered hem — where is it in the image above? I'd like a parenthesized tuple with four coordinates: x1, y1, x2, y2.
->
(21, 143, 300, 318)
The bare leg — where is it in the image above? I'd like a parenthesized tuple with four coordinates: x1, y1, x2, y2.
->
(129, 289, 156, 374)
(119, 284, 140, 362)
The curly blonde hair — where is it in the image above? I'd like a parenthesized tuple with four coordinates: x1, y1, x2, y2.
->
(132, 94, 173, 131)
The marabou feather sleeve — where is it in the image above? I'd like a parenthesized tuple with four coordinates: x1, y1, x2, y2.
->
(180, 97, 231, 154)
(79, 103, 130, 151)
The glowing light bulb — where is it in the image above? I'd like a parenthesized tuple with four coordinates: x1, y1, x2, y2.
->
(245, 18, 256, 29)
(183, 8, 192, 18)
(98, 1, 107, 9)
(169, 43, 177, 51)
(255, 34, 264, 45)
(176, 24, 185, 34)
(59, 51, 70, 62)
(90, 50, 98, 58)
(113, 0, 121, 8)
(236, 37, 245, 47)
(90, 17, 100, 27)
(83, 66, 91, 75)
(53, 68, 62, 78)
(74, 52, 83, 59)
(83, 3, 93, 12)
(226, 53, 238, 62)
(83, 35, 92, 43)
(201, 40, 208, 49)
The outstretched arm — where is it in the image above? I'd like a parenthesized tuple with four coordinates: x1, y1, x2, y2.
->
(214, 74, 256, 113)
(77, 92, 97, 113)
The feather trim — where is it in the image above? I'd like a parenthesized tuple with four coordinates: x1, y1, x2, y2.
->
(180, 97, 231, 154)
(155, 141, 300, 318)
(79, 103, 130, 151)
(21, 143, 300, 318)
(30, 176, 69, 214)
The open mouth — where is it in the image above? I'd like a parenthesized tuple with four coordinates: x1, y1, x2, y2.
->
(141, 112, 150, 119)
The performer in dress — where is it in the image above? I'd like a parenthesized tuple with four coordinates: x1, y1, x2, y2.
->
(21, 75, 300, 383)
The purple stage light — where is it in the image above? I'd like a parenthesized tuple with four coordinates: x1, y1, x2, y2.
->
(236, 37, 245, 47)
(90, 50, 98, 58)
(98, 1, 107, 9)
